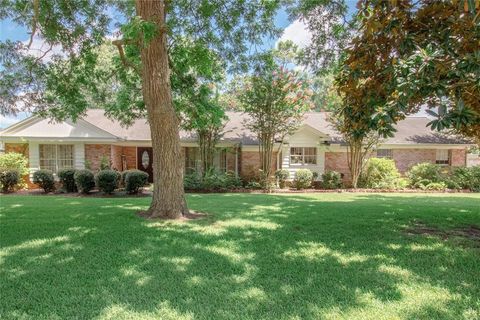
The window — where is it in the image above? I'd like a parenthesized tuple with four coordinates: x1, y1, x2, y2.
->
(219, 149, 227, 172)
(290, 147, 317, 165)
(39, 144, 74, 173)
(377, 149, 393, 159)
(184, 147, 199, 174)
(436, 149, 450, 165)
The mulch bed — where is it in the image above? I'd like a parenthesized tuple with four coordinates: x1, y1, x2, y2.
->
(2, 188, 475, 197)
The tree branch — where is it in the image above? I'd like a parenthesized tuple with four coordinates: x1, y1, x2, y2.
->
(112, 39, 140, 75)
(27, 0, 39, 49)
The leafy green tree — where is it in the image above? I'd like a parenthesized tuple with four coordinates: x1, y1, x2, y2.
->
(0, 0, 282, 218)
(238, 53, 314, 189)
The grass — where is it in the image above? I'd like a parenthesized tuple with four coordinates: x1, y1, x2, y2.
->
(1, 193, 479, 320)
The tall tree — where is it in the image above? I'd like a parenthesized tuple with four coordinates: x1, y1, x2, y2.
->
(238, 53, 314, 189)
(0, 0, 282, 218)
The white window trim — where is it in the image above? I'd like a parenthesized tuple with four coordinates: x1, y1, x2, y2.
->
(39, 144, 74, 173)
(290, 147, 317, 166)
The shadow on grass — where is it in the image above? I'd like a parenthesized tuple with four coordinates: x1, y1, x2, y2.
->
(0, 193, 479, 319)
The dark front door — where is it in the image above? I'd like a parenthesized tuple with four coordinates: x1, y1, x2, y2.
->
(137, 147, 153, 182)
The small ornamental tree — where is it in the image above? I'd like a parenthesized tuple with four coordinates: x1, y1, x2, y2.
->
(239, 54, 314, 188)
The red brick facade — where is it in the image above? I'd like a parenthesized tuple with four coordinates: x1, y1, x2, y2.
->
(325, 152, 350, 181)
(239, 150, 278, 180)
(84, 144, 137, 171)
(450, 149, 466, 166)
(393, 149, 436, 173)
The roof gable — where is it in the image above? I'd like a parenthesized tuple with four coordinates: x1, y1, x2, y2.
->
(1, 116, 119, 140)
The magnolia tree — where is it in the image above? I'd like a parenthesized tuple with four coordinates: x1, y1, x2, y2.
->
(0, 0, 282, 219)
(239, 56, 314, 188)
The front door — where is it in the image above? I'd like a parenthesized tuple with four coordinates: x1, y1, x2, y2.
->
(137, 147, 153, 182)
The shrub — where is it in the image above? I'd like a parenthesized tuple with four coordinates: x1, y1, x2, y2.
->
(184, 172, 202, 191)
(58, 168, 77, 192)
(407, 163, 443, 189)
(125, 170, 149, 194)
(362, 158, 402, 189)
(321, 170, 343, 189)
(424, 182, 447, 191)
(100, 156, 110, 170)
(0, 152, 29, 188)
(32, 169, 55, 193)
(275, 169, 290, 189)
(466, 166, 480, 192)
(0, 170, 20, 193)
(449, 166, 480, 191)
(294, 169, 313, 190)
(95, 170, 120, 194)
(74, 169, 95, 194)
(245, 181, 262, 189)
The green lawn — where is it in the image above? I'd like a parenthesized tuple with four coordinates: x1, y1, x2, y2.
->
(1, 193, 479, 320)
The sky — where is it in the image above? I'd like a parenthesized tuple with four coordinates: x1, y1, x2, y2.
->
(0, 1, 363, 129)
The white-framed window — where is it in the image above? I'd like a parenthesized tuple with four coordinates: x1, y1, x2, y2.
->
(184, 147, 199, 174)
(219, 149, 227, 172)
(39, 144, 74, 173)
(290, 147, 317, 165)
(436, 149, 450, 165)
(377, 149, 393, 159)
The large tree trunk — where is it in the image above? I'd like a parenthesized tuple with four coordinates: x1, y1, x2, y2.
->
(136, 0, 187, 219)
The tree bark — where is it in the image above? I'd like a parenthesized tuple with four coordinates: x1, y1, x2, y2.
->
(136, 0, 187, 218)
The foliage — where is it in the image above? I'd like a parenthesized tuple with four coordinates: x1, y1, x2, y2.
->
(95, 170, 120, 194)
(424, 182, 447, 191)
(125, 170, 149, 194)
(407, 163, 443, 189)
(294, 169, 313, 190)
(0, 152, 29, 188)
(275, 169, 290, 189)
(184, 170, 242, 192)
(32, 170, 55, 193)
(361, 158, 402, 190)
(335, 0, 480, 144)
(57, 168, 78, 193)
(74, 169, 95, 194)
(238, 53, 314, 188)
(245, 181, 262, 190)
(448, 166, 480, 192)
(321, 170, 343, 189)
(0, 170, 20, 193)
(99, 156, 110, 171)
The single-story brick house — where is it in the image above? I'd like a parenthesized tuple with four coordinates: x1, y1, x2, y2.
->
(0, 109, 473, 186)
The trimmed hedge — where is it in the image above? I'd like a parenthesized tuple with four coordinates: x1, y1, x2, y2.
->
(321, 170, 343, 189)
(0, 170, 20, 193)
(95, 170, 120, 194)
(275, 169, 290, 189)
(74, 169, 95, 194)
(125, 170, 149, 194)
(362, 158, 402, 189)
(294, 169, 313, 190)
(58, 168, 77, 192)
(32, 169, 55, 193)
(184, 171, 242, 192)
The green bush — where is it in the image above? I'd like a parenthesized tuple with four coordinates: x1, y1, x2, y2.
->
(407, 163, 443, 189)
(184, 170, 242, 192)
(125, 170, 149, 194)
(95, 170, 120, 194)
(0, 170, 20, 193)
(424, 182, 447, 191)
(74, 169, 95, 194)
(362, 158, 402, 189)
(274, 169, 290, 189)
(294, 169, 313, 190)
(448, 166, 480, 191)
(58, 168, 77, 192)
(100, 156, 110, 170)
(321, 170, 343, 189)
(245, 181, 262, 190)
(0, 152, 29, 188)
(32, 169, 55, 193)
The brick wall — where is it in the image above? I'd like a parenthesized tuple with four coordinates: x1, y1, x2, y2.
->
(240, 150, 277, 180)
(324, 152, 350, 181)
(123, 147, 137, 170)
(84, 144, 112, 171)
(110, 145, 123, 171)
(450, 149, 466, 167)
(393, 149, 436, 173)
